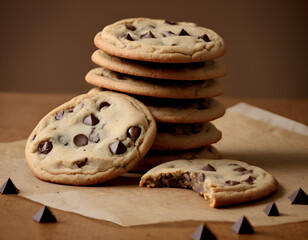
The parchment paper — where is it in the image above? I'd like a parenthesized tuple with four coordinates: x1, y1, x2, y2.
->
(0, 103, 307, 226)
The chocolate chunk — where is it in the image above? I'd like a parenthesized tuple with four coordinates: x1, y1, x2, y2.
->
(74, 158, 88, 168)
(127, 126, 140, 141)
(58, 135, 69, 146)
(233, 167, 247, 172)
(83, 114, 99, 126)
(288, 188, 308, 205)
(89, 131, 100, 143)
(225, 180, 240, 186)
(199, 34, 211, 42)
(99, 101, 110, 110)
(110, 140, 127, 154)
(55, 110, 64, 120)
(165, 19, 177, 25)
(264, 202, 279, 216)
(140, 31, 155, 39)
(32, 205, 57, 223)
(243, 176, 255, 184)
(201, 164, 216, 171)
(231, 216, 254, 234)
(125, 23, 136, 31)
(191, 224, 216, 240)
(38, 141, 53, 154)
(178, 29, 190, 36)
(73, 134, 88, 147)
(0, 178, 19, 194)
(121, 33, 134, 41)
(161, 30, 176, 37)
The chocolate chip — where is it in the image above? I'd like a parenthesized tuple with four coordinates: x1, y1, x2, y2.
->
(32, 205, 57, 223)
(178, 29, 190, 36)
(199, 34, 211, 42)
(38, 141, 53, 154)
(140, 31, 155, 39)
(32, 135, 36, 141)
(165, 20, 177, 25)
(233, 167, 247, 172)
(127, 126, 140, 141)
(225, 180, 240, 186)
(288, 188, 308, 205)
(99, 102, 110, 110)
(110, 140, 127, 154)
(58, 135, 69, 146)
(73, 134, 88, 147)
(83, 114, 99, 126)
(121, 33, 134, 41)
(55, 110, 64, 120)
(264, 202, 279, 216)
(191, 224, 216, 240)
(201, 164, 216, 171)
(243, 176, 255, 184)
(0, 178, 19, 194)
(75, 158, 88, 168)
(161, 30, 176, 37)
(125, 23, 136, 31)
(89, 131, 100, 143)
(67, 108, 74, 113)
(231, 216, 254, 234)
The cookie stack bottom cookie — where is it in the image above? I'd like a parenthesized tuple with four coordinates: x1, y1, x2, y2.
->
(86, 17, 227, 173)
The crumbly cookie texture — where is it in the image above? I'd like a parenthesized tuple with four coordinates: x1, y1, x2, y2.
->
(91, 50, 227, 80)
(152, 122, 222, 150)
(95, 18, 226, 63)
(85, 68, 224, 99)
(140, 159, 278, 207)
(25, 90, 156, 185)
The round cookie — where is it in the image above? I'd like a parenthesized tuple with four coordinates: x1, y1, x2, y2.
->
(130, 145, 220, 173)
(85, 68, 224, 99)
(152, 122, 222, 151)
(91, 50, 226, 80)
(94, 17, 226, 63)
(140, 159, 278, 208)
(132, 96, 226, 123)
(25, 90, 157, 185)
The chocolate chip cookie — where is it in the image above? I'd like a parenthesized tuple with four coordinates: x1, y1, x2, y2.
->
(140, 159, 278, 207)
(25, 90, 157, 185)
(94, 17, 226, 63)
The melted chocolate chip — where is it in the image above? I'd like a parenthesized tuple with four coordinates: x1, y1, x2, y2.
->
(32, 135, 36, 141)
(201, 164, 216, 171)
(99, 102, 110, 110)
(125, 23, 136, 31)
(161, 30, 176, 37)
(233, 167, 247, 172)
(75, 158, 88, 168)
(73, 134, 88, 147)
(199, 34, 211, 42)
(38, 141, 53, 154)
(140, 31, 155, 39)
(225, 180, 240, 186)
(83, 114, 99, 126)
(178, 29, 190, 36)
(110, 140, 127, 155)
(165, 20, 177, 25)
(89, 131, 100, 143)
(243, 176, 255, 184)
(121, 33, 134, 41)
(55, 110, 64, 120)
(127, 126, 140, 141)
(58, 135, 69, 146)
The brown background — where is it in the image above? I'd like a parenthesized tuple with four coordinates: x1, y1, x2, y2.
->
(0, 0, 307, 98)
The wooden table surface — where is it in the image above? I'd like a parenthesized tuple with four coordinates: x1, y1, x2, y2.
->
(0, 92, 307, 240)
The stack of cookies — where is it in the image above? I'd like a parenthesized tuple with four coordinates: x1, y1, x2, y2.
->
(85, 17, 227, 173)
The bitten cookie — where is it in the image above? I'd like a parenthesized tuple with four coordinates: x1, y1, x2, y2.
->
(91, 50, 226, 80)
(94, 17, 226, 63)
(25, 90, 156, 185)
(85, 68, 224, 99)
(152, 122, 222, 150)
(140, 159, 278, 207)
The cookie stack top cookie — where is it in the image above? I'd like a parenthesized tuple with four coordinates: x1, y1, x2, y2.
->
(94, 18, 226, 63)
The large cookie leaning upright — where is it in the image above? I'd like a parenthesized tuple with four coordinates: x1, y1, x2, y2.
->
(25, 91, 156, 185)
(94, 18, 226, 63)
